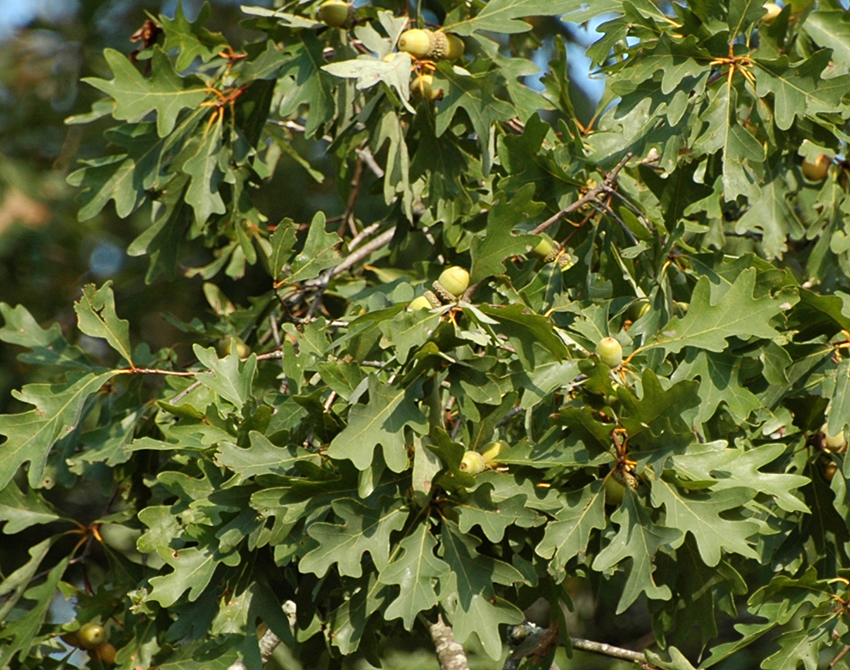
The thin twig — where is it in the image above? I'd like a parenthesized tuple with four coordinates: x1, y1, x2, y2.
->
(827, 644, 850, 669)
(531, 153, 633, 236)
(171, 380, 202, 404)
(332, 227, 395, 277)
(117, 367, 196, 377)
(356, 146, 385, 178)
(570, 637, 645, 663)
(339, 156, 365, 237)
(349, 222, 381, 251)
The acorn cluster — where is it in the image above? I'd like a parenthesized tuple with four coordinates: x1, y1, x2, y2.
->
(62, 622, 116, 665)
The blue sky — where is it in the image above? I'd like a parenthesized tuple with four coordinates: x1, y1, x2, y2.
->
(0, 0, 79, 41)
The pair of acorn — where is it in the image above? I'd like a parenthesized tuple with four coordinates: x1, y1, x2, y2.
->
(315, 0, 464, 62)
(400, 27, 465, 102)
(62, 622, 116, 664)
(408, 265, 470, 311)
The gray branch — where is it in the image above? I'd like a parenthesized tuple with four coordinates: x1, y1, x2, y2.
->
(226, 600, 296, 670)
(429, 615, 470, 670)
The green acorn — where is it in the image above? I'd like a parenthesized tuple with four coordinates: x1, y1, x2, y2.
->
(398, 29, 464, 61)
(317, 0, 355, 28)
(433, 266, 469, 302)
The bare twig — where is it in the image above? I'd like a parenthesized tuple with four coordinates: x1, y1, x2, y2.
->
(530, 153, 633, 236)
(827, 644, 850, 669)
(117, 367, 196, 377)
(429, 615, 470, 670)
(349, 222, 381, 251)
(339, 156, 365, 237)
(332, 227, 395, 278)
(570, 637, 646, 663)
(356, 146, 385, 178)
(170, 380, 202, 404)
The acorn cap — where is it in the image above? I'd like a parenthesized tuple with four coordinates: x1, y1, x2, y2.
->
(428, 31, 448, 60)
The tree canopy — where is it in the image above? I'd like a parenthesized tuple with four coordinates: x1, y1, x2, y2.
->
(2, 1, 850, 669)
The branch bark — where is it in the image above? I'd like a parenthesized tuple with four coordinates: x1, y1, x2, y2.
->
(226, 600, 295, 670)
(530, 153, 633, 236)
(569, 637, 646, 663)
(429, 615, 470, 670)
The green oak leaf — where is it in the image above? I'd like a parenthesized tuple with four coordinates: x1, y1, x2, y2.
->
(216, 431, 315, 481)
(0, 538, 53, 622)
(535, 481, 607, 580)
(754, 51, 850, 130)
(618, 369, 700, 443)
(790, 288, 850, 341)
(192, 344, 257, 411)
(160, 2, 229, 72)
(0, 481, 64, 533)
(652, 268, 790, 354)
(326, 376, 428, 472)
(379, 523, 450, 629)
(469, 184, 541, 283)
(74, 281, 134, 364)
(279, 33, 336, 138)
(0, 303, 90, 369)
(477, 303, 568, 365)
(328, 572, 393, 655)
(300, 497, 408, 578)
(455, 484, 544, 542)
(268, 218, 298, 281)
(826, 357, 850, 442)
(148, 540, 241, 607)
(323, 52, 414, 113)
(651, 481, 760, 566)
(83, 47, 207, 137)
(439, 521, 525, 659)
(181, 120, 228, 225)
(434, 66, 515, 174)
(670, 350, 761, 424)
(0, 371, 114, 489)
(672, 442, 810, 514)
(761, 627, 831, 670)
(445, 0, 594, 35)
(804, 10, 850, 71)
(592, 492, 682, 613)
(379, 308, 443, 365)
(0, 555, 69, 666)
(285, 211, 340, 284)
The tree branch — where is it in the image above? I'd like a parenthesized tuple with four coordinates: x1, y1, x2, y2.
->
(226, 600, 295, 670)
(569, 637, 646, 663)
(530, 153, 633, 236)
(429, 615, 470, 670)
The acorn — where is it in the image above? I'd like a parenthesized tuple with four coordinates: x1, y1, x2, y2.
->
(317, 0, 354, 28)
(412, 74, 442, 101)
(611, 464, 639, 490)
(398, 29, 464, 61)
(433, 266, 469, 301)
(443, 33, 465, 61)
(399, 29, 433, 59)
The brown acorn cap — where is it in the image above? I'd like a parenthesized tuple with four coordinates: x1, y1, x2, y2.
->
(424, 290, 442, 308)
(428, 30, 448, 60)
